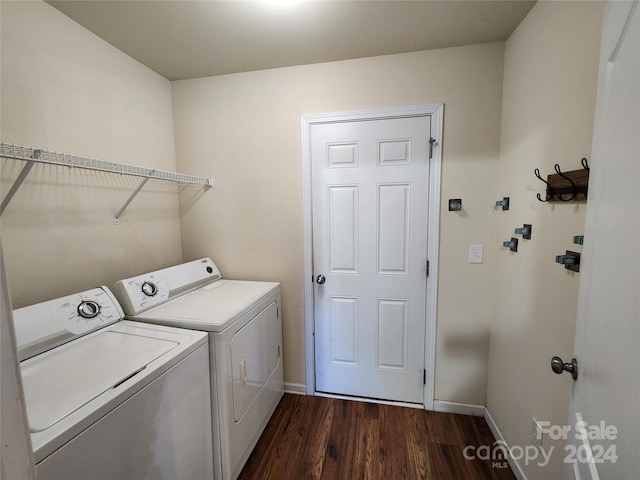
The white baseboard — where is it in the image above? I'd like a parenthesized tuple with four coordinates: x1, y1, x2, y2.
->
(284, 382, 306, 395)
(433, 401, 527, 479)
(433, 400, 485, 417)
(483, 407, 527, 480)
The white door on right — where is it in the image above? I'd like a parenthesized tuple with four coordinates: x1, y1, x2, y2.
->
(563, 2, 639, 479)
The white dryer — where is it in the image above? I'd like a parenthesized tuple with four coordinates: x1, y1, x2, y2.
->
(113, 257, 284, 480)
(13, 286, 214, 480)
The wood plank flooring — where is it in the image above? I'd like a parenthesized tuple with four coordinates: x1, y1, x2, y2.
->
(239, 394, 515, 480)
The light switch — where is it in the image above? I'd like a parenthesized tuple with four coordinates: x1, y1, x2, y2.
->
(469, 244, 484, 264)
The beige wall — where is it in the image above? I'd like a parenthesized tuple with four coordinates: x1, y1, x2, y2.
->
(487, 1, 605, 478)
(172, 43, 505, 401)
(1, 1, 183, 308)
(2, 5, 607, 462)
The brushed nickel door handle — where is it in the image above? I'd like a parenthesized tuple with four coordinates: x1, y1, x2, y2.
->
(551, 356, 578, 380)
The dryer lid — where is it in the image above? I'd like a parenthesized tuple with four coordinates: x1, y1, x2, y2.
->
(129, 280, 279, 332)
(21, 330, 177, 432)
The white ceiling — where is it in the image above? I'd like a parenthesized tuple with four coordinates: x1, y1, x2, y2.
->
(47, 0, 536, 81)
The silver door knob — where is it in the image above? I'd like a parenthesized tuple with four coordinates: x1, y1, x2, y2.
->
(316, 274, 326, 285)
(551, 356, 578, 380)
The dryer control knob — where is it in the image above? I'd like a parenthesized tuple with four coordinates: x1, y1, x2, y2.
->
(77, 300, 101, 319)
(141, 281, 158, 297)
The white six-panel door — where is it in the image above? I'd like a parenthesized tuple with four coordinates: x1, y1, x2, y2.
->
(310, 115, 432, 404)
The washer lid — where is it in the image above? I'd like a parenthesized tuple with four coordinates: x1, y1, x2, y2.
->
(129, 280, 279, 332)
(21, 330, 177, 432)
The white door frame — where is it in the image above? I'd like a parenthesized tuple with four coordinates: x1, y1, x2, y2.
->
(300, 103, 443, 409)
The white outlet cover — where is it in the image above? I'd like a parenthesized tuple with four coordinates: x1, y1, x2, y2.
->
(532, 416, 544, 448)
(469, 244, 484, 264)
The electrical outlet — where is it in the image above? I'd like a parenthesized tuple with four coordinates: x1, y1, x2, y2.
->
(531, 417, 544, 450)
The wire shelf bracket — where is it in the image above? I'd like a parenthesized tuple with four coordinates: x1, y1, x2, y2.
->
(0, 142, 214, 224)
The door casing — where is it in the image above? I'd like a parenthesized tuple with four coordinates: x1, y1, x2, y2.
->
(301, 103, 443, 409)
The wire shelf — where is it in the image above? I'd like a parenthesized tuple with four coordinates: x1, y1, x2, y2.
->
(0, 142, 213, 186)
(0, 142, 213, 222)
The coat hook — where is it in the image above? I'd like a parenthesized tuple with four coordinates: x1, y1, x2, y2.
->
(534, 168, 552, 202)
(556, 250, 581, 272)
(495, 197, 510, 210)
(448, 199, 462, 211)
(553, 164, 577, 201)
(581, 158, 589, 199)
(581, 157, 590, 171)
(515, 224, 532, 240)
(502, 238, 518, 252)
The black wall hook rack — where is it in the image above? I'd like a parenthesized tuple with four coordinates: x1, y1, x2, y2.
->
(535, 158, 589, 203)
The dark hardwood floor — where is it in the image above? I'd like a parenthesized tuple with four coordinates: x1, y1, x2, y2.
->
(239, 394, 515, 480)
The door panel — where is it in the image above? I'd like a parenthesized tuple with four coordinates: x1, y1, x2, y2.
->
(311, 115, 431, 404)
(327, 143, 358, 167)
(378, 183, 410, 274)
(379, 139, 412, 165)
(330, 296, 357, 364)
(377, 298, 408, 369)
(328, 185, 358, 272)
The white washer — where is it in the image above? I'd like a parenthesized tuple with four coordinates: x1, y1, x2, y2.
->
(113, 258, 284, 480)
(13, 287, 214, 480)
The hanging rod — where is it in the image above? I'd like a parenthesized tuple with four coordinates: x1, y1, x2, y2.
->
(0, 142, 213, 223)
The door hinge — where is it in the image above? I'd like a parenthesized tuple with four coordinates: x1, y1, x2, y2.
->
(423, 369, 426, 385)
(426, 260, 430, 277)
(429, 137, 436, 159)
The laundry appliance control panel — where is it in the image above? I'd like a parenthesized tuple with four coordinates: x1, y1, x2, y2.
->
(13, 287, 124, 361)
(112, 257, 221, 316)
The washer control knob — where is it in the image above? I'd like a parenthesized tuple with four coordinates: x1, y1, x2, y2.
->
(77, 300, 101, 319)
(141, 281, 158, 297)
